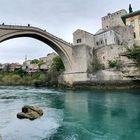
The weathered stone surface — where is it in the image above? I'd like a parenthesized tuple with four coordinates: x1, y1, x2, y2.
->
(17, 105, 43, 120)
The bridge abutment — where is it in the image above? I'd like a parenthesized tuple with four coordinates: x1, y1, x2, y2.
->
(60, 44, 93, 85)
(60, 72, 89, 85)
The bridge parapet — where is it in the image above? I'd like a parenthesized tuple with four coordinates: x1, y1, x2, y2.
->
(0, 24, 72, 47)
(0, 24, 74, 73)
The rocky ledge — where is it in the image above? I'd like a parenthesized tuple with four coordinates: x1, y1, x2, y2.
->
(17, 105, 43, 120)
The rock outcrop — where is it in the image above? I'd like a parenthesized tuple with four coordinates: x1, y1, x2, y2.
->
(17, 105, 43, 120)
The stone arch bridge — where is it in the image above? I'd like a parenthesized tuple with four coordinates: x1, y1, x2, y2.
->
(0, 25, 91, 84)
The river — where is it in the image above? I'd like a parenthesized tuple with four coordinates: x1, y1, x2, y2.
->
(0, 86, 140, 140)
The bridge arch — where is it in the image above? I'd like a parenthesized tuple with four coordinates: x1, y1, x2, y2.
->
(0, 25, 73, 72)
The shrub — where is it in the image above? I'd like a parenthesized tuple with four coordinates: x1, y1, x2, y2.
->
(2, 75, 12, 83)
(126, 46, 140, 64)
(108, 60, 122, 70)
(108, 60, 118, 68)
(91, 49, 105, 73)
(11, 74, 21, 81)
(38, 73, 47, 81)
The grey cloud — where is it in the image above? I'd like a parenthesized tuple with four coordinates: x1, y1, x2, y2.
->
(0, 0, 138, 63)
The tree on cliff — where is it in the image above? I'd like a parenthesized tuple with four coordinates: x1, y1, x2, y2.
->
(51, 56, 65, 72)
(46, 56, 64, 86)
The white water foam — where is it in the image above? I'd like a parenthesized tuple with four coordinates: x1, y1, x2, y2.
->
(1, 109, 63, 140)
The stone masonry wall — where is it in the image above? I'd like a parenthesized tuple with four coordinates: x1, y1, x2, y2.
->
(102, 9, 127, 29)
(73, 29, 95, 47)
(96, 45, 127, 68)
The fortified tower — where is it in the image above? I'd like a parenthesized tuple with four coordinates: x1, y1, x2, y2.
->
(102, 9, 127, 29)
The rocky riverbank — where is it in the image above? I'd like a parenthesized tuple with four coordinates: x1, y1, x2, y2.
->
(0, 71, 139, 90)
(69, 80, 140, 89)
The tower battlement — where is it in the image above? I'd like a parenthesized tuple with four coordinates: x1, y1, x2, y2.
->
(102, 9, 127, 29)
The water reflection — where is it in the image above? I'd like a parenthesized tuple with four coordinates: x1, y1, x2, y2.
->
(51, 90, 140, 140)
(0, 87, 140, 140)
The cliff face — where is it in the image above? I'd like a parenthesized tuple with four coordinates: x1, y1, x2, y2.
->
(89, 44, 140, 82)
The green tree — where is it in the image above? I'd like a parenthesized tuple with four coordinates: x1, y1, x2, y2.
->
(38, 60, 45, 69)
(51, 56, 65, 72)
(31, 59, 45, 69)
(31, 59, 39, 64)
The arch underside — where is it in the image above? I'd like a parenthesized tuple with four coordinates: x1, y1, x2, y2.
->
(0, 31, 72, 72)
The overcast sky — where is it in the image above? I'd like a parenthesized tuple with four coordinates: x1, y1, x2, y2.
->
(0, 0, 139, 63)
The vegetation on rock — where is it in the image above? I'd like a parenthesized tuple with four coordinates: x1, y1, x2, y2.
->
(108, 60, 122, 70)
(90, 49, 104, 73)
(126, 46, 140, 70)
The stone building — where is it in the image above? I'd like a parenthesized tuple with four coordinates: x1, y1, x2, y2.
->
(71, 7, 140, 82)
(94, 26, 134, 49)
(121, 10, 140, 45)
(9, 63, 22, 71)
(22, 60, 32, 71)
(22, 60, 39, 73)
(73, 9, 134, 50)
(39, 52, 57, 69)
(22, 52, 58, 73)
(102, 9, 127, 29)
(94, 29, 122, 49)
(72, 8, 136, 71)
(73, 29, 95, 47)
(28, 64, 39, 73)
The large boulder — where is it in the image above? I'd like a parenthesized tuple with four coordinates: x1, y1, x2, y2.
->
(17, 105, 43, 120)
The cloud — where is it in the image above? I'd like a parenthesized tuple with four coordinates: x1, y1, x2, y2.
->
(0, 0, 138, 63)
(0, 38, 53, 63)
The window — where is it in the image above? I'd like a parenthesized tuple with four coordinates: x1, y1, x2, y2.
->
(105, 39, 107, 44)
(117, 40, 120, 45)
(134, 32, 136, 38)
(101, 40, 103, 44)
(96, 42, 99, 45)
(77, 39, 81, 43)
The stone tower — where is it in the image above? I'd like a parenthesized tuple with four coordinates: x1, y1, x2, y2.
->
(102, 9, 127, 29)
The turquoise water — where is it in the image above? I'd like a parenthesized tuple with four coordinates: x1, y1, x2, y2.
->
(0, 86, 140, 140)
